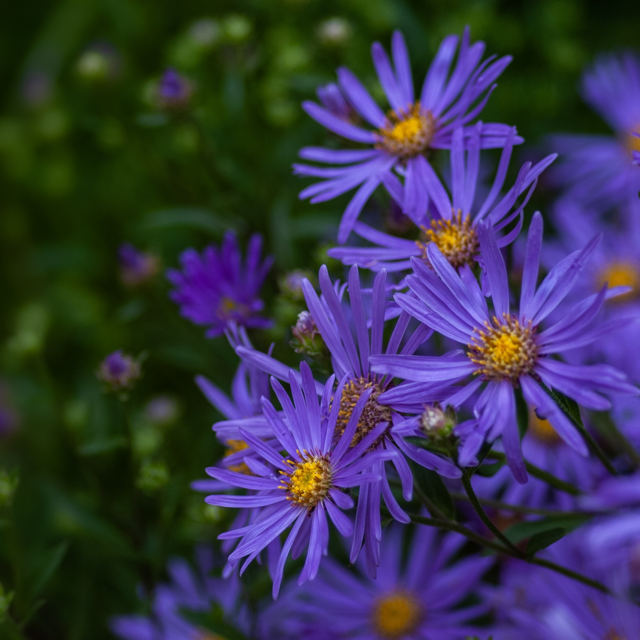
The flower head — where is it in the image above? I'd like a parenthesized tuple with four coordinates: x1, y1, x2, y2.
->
(548, 53, 640, 212)
(294, 28, 518, 243)
(371, 213, 639, 482)
(97, 350, 141, 392)
(290, 526, 491, 640)
(157, 67, 193, 109)
(204, 362, 397, 597)
(167, 232, 273, 338)
(119, 243, 159, 286)
(329, 124, 554, 275)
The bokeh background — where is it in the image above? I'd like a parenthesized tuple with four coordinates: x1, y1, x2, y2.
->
(0, 0, 638, 637)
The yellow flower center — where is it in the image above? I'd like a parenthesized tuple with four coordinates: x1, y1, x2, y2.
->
(376, 102, 436, 159)
(528, 407, 560, 445)
(224, 439, 251, 475)
(335, 377, 392, 448)
(279, 451, 333, 509)
(597, 261, 640, 302)
(624, 128, 640, 156)
(372, 591, 423, 639)
(417, 211, 479, 269)
(468, 315, 539, 382)
(216, 296, 248, 321)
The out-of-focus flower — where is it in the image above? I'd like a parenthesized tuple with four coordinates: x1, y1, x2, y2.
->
(294, 526, 491, 639)
(97, 350, 141, 393)
(76, 42, 121, 82)
(372, 213, 639, 483)
(220, 14, 252, 44)
(632, 132, 640, 166)
(294, 28, 518, 243)
(157, 68, 193, 110)
(315, 82, 358, 124)
(548, 53, 640, 211)
(279, 269, 312, 301)
(316, 17, 352, 47)
(204, 362, 398, 597)
(144, 396, 179, 426)
(111, 548, 252, 639)
(0, 384, 19, 440)
(118, 243, 160, 286)
(188, 18, 220, 49)
(330, 125, 555, 274)
(167, 232, 273, 338)
(20, 71, 52, 107)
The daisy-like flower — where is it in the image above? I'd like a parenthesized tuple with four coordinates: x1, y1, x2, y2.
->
(167, 232, 273, 338)
(205, 362, 397, 598)
(370, 213, 639, 482)
(548, 54, 640, 212)
(236, 265, 461, 576)
(111, 547, 251, 640)
(329, 124, 555, 274)
(294, 28, 519, 243)
(292, 525, 491, 640)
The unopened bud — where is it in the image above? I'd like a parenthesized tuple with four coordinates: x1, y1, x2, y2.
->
(419, 404, 456, 440)
(291, 311, 327, 360)
(279, 270, 312, 302)
(316, 17, 352, 47)
(157, 68, 193, 110)
(97, 350, 142, 393)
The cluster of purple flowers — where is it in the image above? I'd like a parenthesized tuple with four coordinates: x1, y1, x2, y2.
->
(113, 28, 640, 640)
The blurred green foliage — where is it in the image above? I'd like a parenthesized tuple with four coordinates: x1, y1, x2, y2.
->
(0, 0, 638, 637)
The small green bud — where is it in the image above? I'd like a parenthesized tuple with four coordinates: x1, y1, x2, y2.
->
(290, 311, 328, 361)
(0, 470, 19, 507)
(419, 404, 456, 441)
(136, 460, 169, 493)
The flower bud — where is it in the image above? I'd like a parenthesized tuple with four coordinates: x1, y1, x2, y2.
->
(419, 404, 456, 440)
(136, 460, 169, 493)
(317, 17, 352, 47)
(291, 311, 327, 360)
(97, 350, 141, 393)
(118, 243, 160, 286)
(157, 68, 193, 110)
(279, 270, 312, 302)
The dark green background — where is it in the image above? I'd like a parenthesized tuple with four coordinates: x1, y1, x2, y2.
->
(0, 0, 638, 637)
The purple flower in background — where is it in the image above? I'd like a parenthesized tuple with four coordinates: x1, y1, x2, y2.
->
(119, 243, 160, 286)
(294, 526, 491, 640)
(167, 232, 273, 338)
(204, 362, 397, 598)
(111, 547, 251, 640)
(371, 213, 639, 482)
(0, 383, 19, 439)
(329, 124, 555, 275)
(20, 71, 52, 107)
(316, 82, 358, 123)
(157, 67, 193, 109)
(236, 265, 461, 576)
(97, 350, 141, 392)
(548, 53, 640, 211)
(294, 28, 518, 243)
(633, 132, 640, 165)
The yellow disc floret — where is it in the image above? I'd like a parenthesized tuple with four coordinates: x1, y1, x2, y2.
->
(624, 127, 640, 156)
(468, 314, 539, 382)
(372, 591, 423, 639)
(335, 377, 392, 448)
(224, 439, 251, 475)
(528, 407, 560, 445)
(376, 102, 436, 159)
(597, 261, 640, 303)
(417, 211, 479, 269)
(279, 451, 333, 510)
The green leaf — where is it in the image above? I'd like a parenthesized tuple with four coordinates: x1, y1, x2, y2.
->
(78, 436, 127, 456)
(24, 541, 69, 604)
(504, 515, 588, 545)
(526, 527, 567, 557)
(411, 464, 455, 520)
(475, 460, 504, 477)
(140, 207, 233, 235)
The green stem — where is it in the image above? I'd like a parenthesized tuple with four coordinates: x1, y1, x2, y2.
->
(486, 451, 582, 496)
(460, 471, 524, 557)
(449, 492, 589, 518)
(406, 513, 611, 596)
(412, 481, 449, 521)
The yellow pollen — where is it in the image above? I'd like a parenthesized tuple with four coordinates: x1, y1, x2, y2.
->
(624, 127, 640, 156)
(528, 407, 560, 445)
(417, 211, 478, 269)
(376, 102, 436, 159)
(468, 314, 539, 382)
(597, 262, 640, 302)
(217, 296, 248, 321)
(372, 591, 422, 639)
(279, 451, 332, 510)
(335, 377, 392, 448)
(224, 439, 251, 475)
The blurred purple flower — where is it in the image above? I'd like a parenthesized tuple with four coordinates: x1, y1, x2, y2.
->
(119, 243, 159, 286)
(167, 232, 273, 338)
(157, 68, 193, 109)
(294, 28, 518, 243)
(316, 82, 358, 123)
(97, 350, 141, 392)
(21, 71, 52, 107)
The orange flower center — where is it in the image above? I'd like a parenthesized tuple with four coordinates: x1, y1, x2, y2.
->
(376, 102, 435, 159)
(417, 211, 479, 269)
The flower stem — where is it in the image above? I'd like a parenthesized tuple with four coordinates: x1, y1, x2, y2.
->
(449, 492, 589, 518)
(460, 471, 524, 557)
(486, 450, 582, 496)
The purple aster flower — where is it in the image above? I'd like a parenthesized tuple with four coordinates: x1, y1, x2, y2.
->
(370, 212, 639, 483)
(204, 362, 397, 598)
(485, 536, 640, 640)
(111, 547, 251, 640)
(291, 525, 491, 639)
(97, 350, 141, 392)
(119, 243, 160, 286)
(157, 67, 193, 109)
(167, 232, 273, 338)
(316, 82, 358, 123)
(235, 265, 461, 576)
(294, 28, 519, 243)
(329, 124, 555, 274)
(548, 53, 640, 212)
